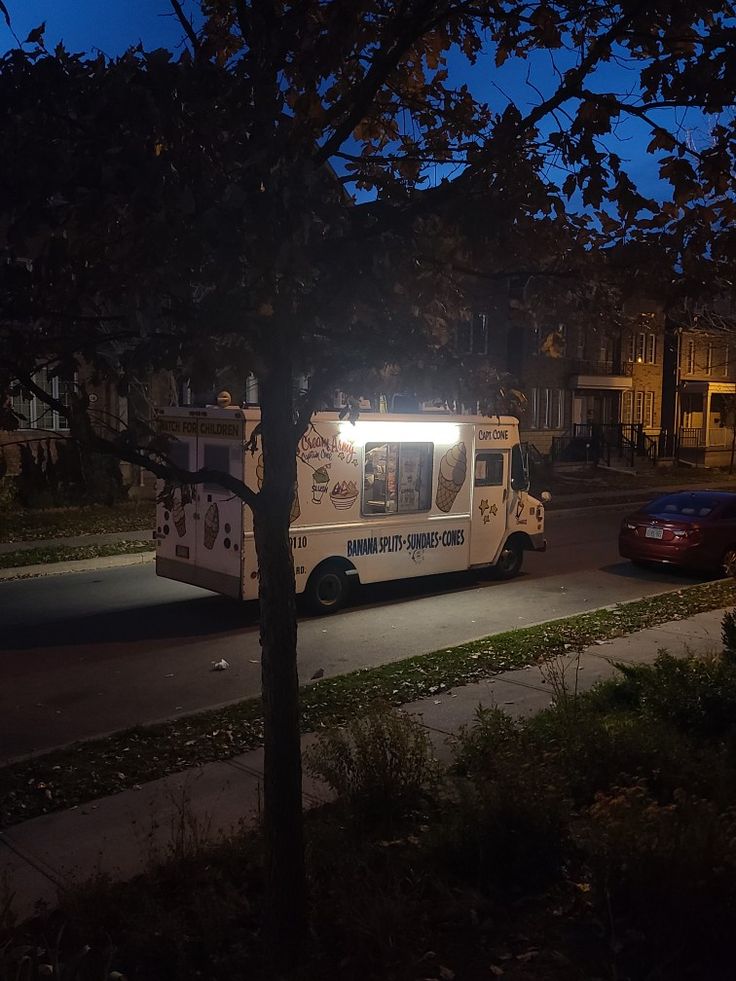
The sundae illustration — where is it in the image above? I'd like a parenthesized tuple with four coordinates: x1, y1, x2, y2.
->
(172, 492, 187, 537)
(435, 441, 467, 512)
(311, 466, 330, 503)
(203, 502, 220, 549)
(330, 479, 359, 510)
(256, 453, 301, 523)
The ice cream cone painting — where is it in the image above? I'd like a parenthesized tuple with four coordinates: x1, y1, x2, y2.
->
(311, 466, 330, 503)
(172, 492, 187, 537)
(203, 502, 220, 549)
(256, 453, 301, 523)
(435, 442, 467, 512)
(290, 485, 301, 523)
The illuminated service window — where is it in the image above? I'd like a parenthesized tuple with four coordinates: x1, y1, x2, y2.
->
(363, 442, 433, 515)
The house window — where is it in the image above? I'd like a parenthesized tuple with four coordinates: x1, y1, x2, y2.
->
(363, 442, 433, 515)
(633, 391, 654, 427)
(645, 391, 654, 427)
(576, 327, 585, 361)
(621, 390, 633, 424)
(724, 346, 730, 378)
(686, 339, 695, 374)
(472, 313, 489, 355)
(634, 391, 644, 424)
(646, 334, 657, 364)
(530, 388, 539, 428)
(636, 333, 646, 362)
(10, 370, 76, 431)
(706, 343, 713, 376)
(456, 312, 489, 355)
(541, 388, 551, 428)
(556, 389, 565, 429)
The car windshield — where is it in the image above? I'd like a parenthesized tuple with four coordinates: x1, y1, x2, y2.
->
(645, 495, 716, 518)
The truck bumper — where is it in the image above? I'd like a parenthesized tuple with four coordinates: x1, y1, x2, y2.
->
(530, 533, 547, 552)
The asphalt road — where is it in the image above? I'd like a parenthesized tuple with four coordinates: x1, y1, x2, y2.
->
(0, 504, 708, 761)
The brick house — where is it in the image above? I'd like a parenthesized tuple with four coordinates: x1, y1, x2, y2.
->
(1, 366, 177, 501)
(661, 311, 736, 467)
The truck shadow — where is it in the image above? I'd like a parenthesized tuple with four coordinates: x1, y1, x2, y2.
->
(1, 593, 261, 652)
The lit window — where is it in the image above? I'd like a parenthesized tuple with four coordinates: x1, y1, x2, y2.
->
(363, 442, 433, 515)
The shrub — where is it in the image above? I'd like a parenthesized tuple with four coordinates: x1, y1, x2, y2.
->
(450, 704, 519, 778)
(614, 652, 736, 741)
(722, 608, 736, 663)
(303, 704, 440, 830)
(441, 707, 570, 890)
(582, 784, 736, 978)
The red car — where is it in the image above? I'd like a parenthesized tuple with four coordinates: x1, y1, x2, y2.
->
(619, 491, 736, 577)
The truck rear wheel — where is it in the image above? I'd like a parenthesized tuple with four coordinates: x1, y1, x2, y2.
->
(491, 539, 523, 580)
(305, 562, 349, 614)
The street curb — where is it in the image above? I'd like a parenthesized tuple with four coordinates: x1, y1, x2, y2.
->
(0, 551, 155, 582)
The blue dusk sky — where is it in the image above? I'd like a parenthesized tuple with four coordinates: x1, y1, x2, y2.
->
(1, 1, 713, 204)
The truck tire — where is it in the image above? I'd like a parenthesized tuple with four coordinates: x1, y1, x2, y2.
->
(491, 539, 523, 580)
(305, 562, 349, 614)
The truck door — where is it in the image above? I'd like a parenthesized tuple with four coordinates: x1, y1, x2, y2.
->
(193, 436, 244, 596)
(470, 449, 508, 566)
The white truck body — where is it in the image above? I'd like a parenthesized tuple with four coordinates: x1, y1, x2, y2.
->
(154, 407, 547, 605)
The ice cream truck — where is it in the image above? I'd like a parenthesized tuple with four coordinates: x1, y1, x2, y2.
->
(154, 402, 548, 613)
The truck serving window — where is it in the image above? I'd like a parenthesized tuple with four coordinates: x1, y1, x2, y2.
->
(363, 442, 433, 515)
(474, 452, 504, 486)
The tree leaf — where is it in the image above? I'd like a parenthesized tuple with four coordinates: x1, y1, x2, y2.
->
(25, 22, 46, 45)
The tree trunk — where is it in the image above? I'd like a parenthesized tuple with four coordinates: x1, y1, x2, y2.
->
(253, 356, 306, 975)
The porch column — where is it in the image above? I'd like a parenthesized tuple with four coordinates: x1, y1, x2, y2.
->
(704, 388, 712, 446)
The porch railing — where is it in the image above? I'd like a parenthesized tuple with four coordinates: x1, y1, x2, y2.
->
(679, 426, 736, 449)
(569, 360, 634, 377)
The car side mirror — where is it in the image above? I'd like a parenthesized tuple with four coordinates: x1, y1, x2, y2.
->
(541, 491, 552, 504)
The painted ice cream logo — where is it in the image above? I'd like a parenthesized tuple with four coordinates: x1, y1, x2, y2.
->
(173, 491, 187, 537)
(435, 442, 467, 512)
(299, 431, 359, 467)
(203, 502, 219, 549)
(311, 466, 330, 503)
(330, 480, 358, 510)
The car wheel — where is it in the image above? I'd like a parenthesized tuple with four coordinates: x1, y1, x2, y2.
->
(721, 547, 736, 578)
(305, 563, 349, 614)
(491, 539, 523, 580)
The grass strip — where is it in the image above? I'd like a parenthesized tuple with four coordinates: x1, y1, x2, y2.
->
(0, 541, 154, 571)
(1, 578, 734, 828)
(0, 502, 155, 544)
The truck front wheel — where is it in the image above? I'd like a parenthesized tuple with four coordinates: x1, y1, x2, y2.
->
(305, 562, 350, 614)
(491, 539, 523, 580)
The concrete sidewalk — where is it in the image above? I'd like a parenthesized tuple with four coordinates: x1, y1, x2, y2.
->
(1, 604, 727, 920)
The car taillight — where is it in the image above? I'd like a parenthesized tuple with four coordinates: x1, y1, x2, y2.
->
(623, 521, 637, 531)
(673, 526, 701, 542)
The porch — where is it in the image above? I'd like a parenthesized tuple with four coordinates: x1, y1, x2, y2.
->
(678, 381, 736, 467)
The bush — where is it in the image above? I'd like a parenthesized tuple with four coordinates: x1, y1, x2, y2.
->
(613, 652, 736, 741)
(582, 784, 736, 978)
(722, 608, 736, 663)
(303, 704, 440, 830)
(440, 706, 570, 890)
